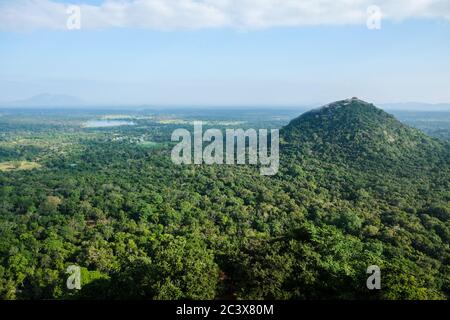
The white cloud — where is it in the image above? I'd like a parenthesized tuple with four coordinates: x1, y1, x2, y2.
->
(1, 0, 450, 31)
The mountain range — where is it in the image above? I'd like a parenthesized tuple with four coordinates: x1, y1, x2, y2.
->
(1, 94, 84, 107)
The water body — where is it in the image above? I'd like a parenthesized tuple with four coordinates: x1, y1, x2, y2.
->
(83, 120, 136, 128)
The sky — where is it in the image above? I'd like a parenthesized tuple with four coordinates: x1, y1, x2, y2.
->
(1, 0, 450, 106)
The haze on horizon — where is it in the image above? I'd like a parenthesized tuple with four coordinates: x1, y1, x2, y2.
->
(1, 0, 450, 107)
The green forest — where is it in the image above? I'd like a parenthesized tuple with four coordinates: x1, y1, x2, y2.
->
(0, 99, 449, 300)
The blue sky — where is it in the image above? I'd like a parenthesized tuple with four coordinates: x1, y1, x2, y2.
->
(1, 0, 450, 106)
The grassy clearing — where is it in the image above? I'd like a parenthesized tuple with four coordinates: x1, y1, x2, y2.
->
(138, 141, 160, 148)
(0, 161, 42, 172)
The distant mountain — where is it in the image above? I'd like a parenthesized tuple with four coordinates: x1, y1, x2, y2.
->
(281, 97, 449, 172)
(2, 94, 84, 107)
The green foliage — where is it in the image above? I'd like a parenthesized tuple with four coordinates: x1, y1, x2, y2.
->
(0, 103, 448, 300)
